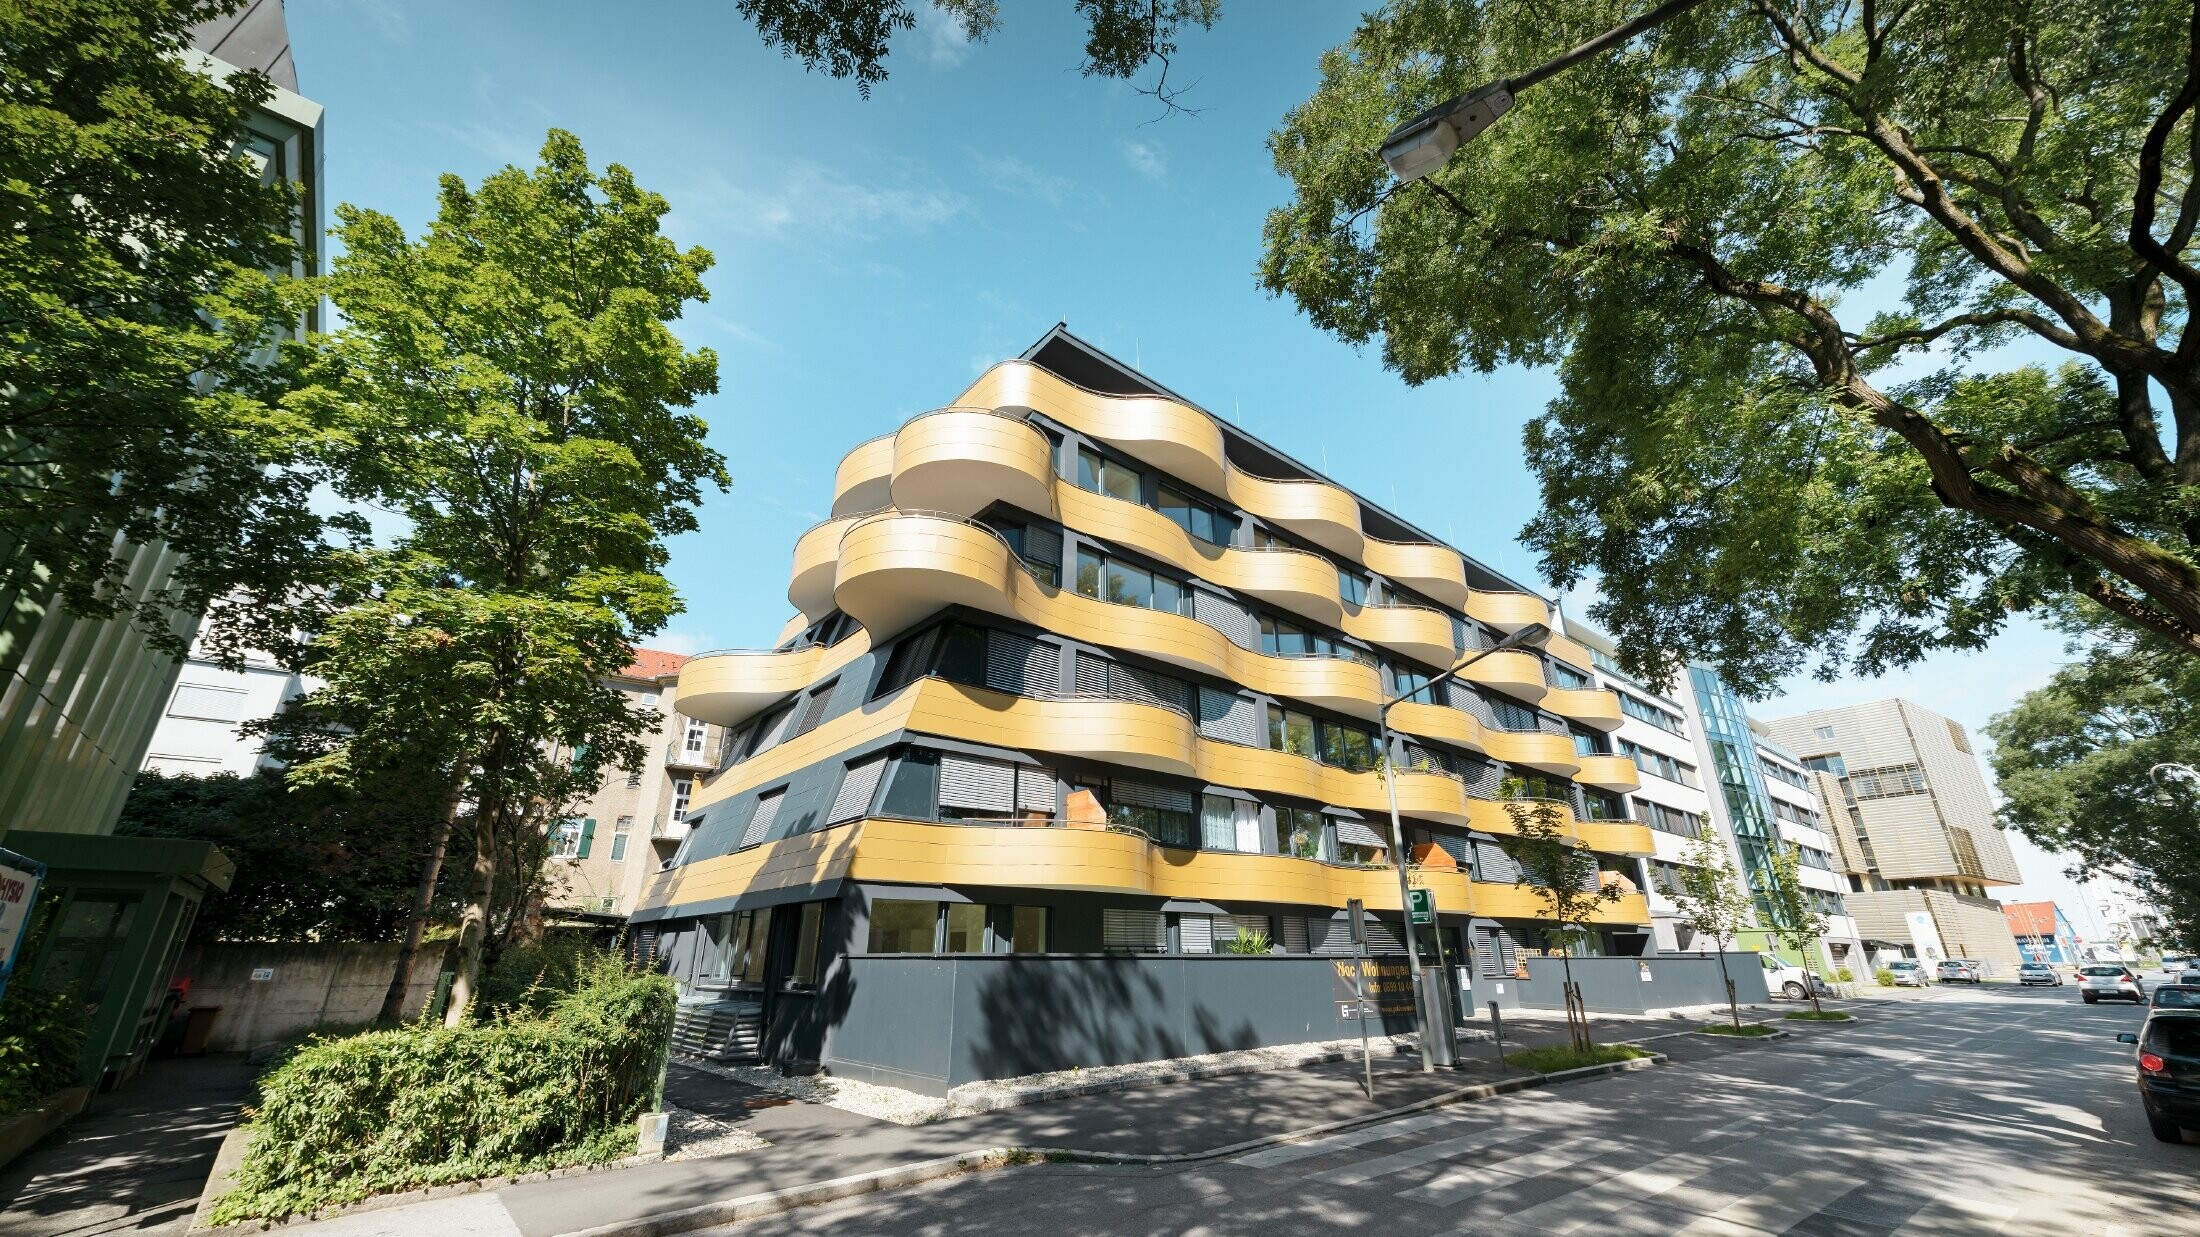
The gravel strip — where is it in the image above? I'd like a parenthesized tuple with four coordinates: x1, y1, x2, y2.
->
(664, 1103, 771, 1161)
(678, 1058, 958, 1125)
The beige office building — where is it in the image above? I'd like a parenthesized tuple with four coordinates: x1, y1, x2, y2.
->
(1762, 699, 2024, 975)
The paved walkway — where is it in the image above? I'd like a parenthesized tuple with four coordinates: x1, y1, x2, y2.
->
(0, 1054, 255, 1237)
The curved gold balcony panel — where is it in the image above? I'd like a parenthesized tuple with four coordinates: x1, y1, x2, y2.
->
(963, 362, 1228, 494)
(1574, 820, 1657, 857)
(1340, 604, 1455, 668)
(888, 410, 1056, 519)
(1056, 486, 1343, 627)
(678, 645, 823, 729)
(1466, 590, 1553, 634)
(1224, 470, 1364, 560)
(831, 435, 896, 518)
(834, 513, 1022, 641)
(1545, 635, 1596, 674)
(906, 679, 1198, 778)
(1544, 687, 1624, 732)
(1460, 649, 1549, 705)
(1463, 796, 1579, 838)
(1363, 538, 1470, 611)
(790, 515, 865, 620)
(1387, 701, 1490, 758)
(1484, 730, 1581, 777)
(1472, 883, 1650, 924)
(1574, 754, 1644, 795)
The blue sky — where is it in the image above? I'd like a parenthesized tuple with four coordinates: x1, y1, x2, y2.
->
(289, 1, 2089, 911)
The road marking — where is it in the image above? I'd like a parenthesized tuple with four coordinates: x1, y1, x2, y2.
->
(1310, 1124, 1532, 1186)
(1487, 1150, 1725, 1233)
(1670, 1167, 1859, 1235)
(1891, 1195, 2018, 1234)
(1398, 1136, 1603, 1207)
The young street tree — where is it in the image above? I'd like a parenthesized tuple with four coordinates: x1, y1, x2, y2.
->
(1499, 779, 1624, 1052)
(1666, 831, 1755, 1030)
(1762, 842, 1832, 1014)
(1263, 1, 2200, 693)
(1, 0, 342, 662)
(1988, 631, 2200, 948)
(304, 131, 727, 1023)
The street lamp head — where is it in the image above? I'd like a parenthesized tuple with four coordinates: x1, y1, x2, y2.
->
(1380, 81, 1515, 183)
(1497, 621, 1551, 651)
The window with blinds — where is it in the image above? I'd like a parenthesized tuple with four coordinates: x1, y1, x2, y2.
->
(1280, 916, 1312, 953)
(1475, 841, 1522, 884)
(827, 755, 888, 824)
(1474, 926, 1521, 978)
(169, 682, 249, 723)
(937, 754, 1055, 821)
(738, 790, 785, 849)
(1196, 686, 1261, 746)
(983, 628, 1059, 698)
(1107, 779, 1196, 847)
(788, 679, 840, 739)
(1177, 914, 1215, 954)
(874, 628, 941, 698)
(1193, 589, 1259, 651)
(1072, 651, 1191, 715)
(1103, 908, 1167, 952)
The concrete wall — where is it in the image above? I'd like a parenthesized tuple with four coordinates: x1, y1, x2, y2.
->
(1510, 953, 1768, 1014)
(175, 941, 445, 1051)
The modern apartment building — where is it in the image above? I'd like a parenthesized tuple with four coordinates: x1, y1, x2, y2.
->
(1762, 699, 2024, 975)
(632, 326, 1660, 1092)
(0, 3, 321, 1087)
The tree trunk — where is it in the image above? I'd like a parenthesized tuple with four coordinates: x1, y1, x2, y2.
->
(444, 781, 506, 1027)
(1560, 950, 1589, 1052)
(1715, 944, 1740, 1029)
(1807, 942, 1825, 1015)
(377, 765, 468, 1024)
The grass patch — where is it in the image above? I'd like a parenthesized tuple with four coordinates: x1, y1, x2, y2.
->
(1504, 1043, 1651, 1073)
(1699, 1022, 1781, 1037)
(1785, 1010, 1854, 1021)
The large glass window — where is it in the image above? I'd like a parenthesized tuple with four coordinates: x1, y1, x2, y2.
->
(1008, 906, 1048, 953)
(789, 903, 824, 987)
(868, 900, 941, 953)
(1281, 807, 1326, 860)
(945, 902, 988, 953)
(1075, 549, 1189, 616)
(1320, 721, 1376, 771)
(1268, 705, 1317, 758)
(1259, 613, 1374, 665)
(1337, 570, 1368, 606)
(1158, 486, 1231, 544)
(1078, 447, 1144, 504)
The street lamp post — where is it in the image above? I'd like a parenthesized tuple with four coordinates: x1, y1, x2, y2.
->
(1380, 0, 1715, 183)
(1379, 620, 1552, 1071)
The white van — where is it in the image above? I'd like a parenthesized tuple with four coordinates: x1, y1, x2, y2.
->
(1758, 952, 1829, 1000)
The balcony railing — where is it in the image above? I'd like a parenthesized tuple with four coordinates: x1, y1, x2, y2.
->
(665, 741, 712, 769)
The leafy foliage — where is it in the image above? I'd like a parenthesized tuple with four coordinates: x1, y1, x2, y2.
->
(209, 957, 674, 1222)
(1497, 777, 1623, 1049)
(1987, 633, 2200, 949)
(0, 0, 344, 663)
(1503, 1043, 1648, 1073)
(1219, 926, 1273, 954)
(115, 770, 466, 942)
(0, 985, 86, 1118)
(1665, 831, 1755, 1028)
(1761, 841, 1833, 1012)
(1262, 1, 2200, 690)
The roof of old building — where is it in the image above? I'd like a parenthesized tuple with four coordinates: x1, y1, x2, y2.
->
(620, 648, 690, 682)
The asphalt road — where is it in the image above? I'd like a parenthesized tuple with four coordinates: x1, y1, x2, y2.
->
(702, 986, 2200, 1236)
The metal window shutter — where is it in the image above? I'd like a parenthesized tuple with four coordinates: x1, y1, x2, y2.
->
(1197, 687, 1259, 746)
(1023, 524, 1062, 570)
(1461, 755, 1503, 798)
(1497, 929, 1521, 973)
(1474, 929, 1501, 978)
(939, 755, 1015, 812)
(790, 679, 839, 737)
(1476, 842, 1521, 883)
(1281, 916, 1311, 954)
(828, 755, 888, 824)
(1015, 766, 1056, 812)
(1452, 682, 1497, 728)
(1179, 914, 1214, 954)
(1428, 832, 1472, 866)
(984, 629, 1058, 697)
(1074, 650, 1109, 698)
(1103, 908, 1166, 952)
(1311, 918, 1348, 955)
(1193, 589, 1258, 650)
(1361, 917, 1405, 955)
(739, 792, 784, 849)
(1116, 663, 1189, 713)
(1333, 818, 1387, 849)
(1112, 780, 1193, 813)
(169, 682, 249, 722)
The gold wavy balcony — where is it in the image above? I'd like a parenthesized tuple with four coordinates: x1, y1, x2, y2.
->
(1544, 687, 1624, 732)
(907, 679, 1199, 778)
(1459, 648, 1549, 705)
(961, 360, 1229, 493)
(886, 409, 1056, 519)
(790, 514, 864, 619)
(1574, 754, 1643, 795)
(1387, 701, 1489, 758)
(1545, 634, 1596, 674)
(833, 511, 1027, 640)
(1488, 729, 1581, 776)
(1362, 538, 1471, 611)
(1338, 603, 1455, 667)
(1573, 820, 1657, 857)
(830, 435, 895, 518)
(678, 645, 826, 728)
(1465, 589, 1553, 634)
(636, 816, 1650, 925)
(1223, 470, 1364, 559)
(1057, 485, 1343, 627)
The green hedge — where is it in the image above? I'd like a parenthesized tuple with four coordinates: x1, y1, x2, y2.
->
(0, 985, 87, 1120)
(211, 959, 674, 1222)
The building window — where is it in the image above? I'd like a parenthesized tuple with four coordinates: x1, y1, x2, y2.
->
(1102, 907, 1167, 953)
(1329, 816, 1387, 865)
(1814, 724, 1835, 740)
(1268, 705, 1317, 759)
(701, 908, 773, 986)
(1281, 807, 1326, 860)
(168, 682, 249, 723)
(682, 717, 708, 757)
(626, 766, 643, 788)
(1617, 692, 1687, 736)
(672, 778, 693, 821)
(1006, 906, 1047, 953)
(1158, 485, 1232, 545)
(1550, 661, 1592, 691)
(1259, 612, 1375, 665)
(945, 902, 987, 953)
(609, 834, 629, 862)
(1337, 570, 1368, 606)
(1319, 719, 1377, 772)
(550, 817, 595, 859)
(1075, 548, 1188, 615)
(616, 814, 634, 832)
(789, 902, 824, 986)
(868, 900, 941, 953)
(1201, 795, 1261, 853)
(1077, 446, 1145, 504)
(1098, 779, 1196, 847)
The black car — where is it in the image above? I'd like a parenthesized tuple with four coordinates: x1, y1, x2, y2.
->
(2117, 989, 2200, 1142)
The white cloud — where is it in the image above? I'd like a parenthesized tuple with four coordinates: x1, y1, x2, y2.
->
(969, 151, 1072, 207)
(914, 4, 976, 68)
(648, 629, 716, 657)
(682, 163, 968, 242)
(1117, 138, 1166, 181)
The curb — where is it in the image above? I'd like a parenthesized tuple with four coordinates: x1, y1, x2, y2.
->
(1687, 1028, 1792, 1042)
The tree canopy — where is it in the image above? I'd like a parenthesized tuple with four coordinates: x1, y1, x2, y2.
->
(0, 0, 341, 663)
(1987, 632, 2200, 949)
(1262, 0, 2200, 694)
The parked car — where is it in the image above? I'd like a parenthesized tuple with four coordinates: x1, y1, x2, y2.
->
(2081, 964, 2149, 1004)
(1886, 959, 1931, 987)
(2162, 956, 2192, 982)
(2018, 961, 2063, 987)
(2117, 995, 2200, 1142)
(2177, 963, 2200, 987)
(1936, 959, 1984, 984)
(2154, 985, 2200, 1010)
(1758, 952, 1830, 1000)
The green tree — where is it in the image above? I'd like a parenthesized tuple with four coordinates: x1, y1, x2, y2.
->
(1988, 632, 2200, 950)
(304, 132, 726, 1023)
(1, 0, 341, 662)
(1665, 831, 1754, 1029)
(1498, 778, 1623, 1051)
(1762, 841, 1832, 1013)
(1262, 1, 2200, 692)
(734, 0, 1218, 112)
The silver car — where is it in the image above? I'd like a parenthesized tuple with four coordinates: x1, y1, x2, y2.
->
(1886, 959, 1931, 987)
(2080, 964, 2148, 1004)
(2018, 962, 2063, 986)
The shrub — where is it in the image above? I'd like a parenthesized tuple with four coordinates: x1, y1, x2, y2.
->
(1833, 967, 1854, 983)
(1786, 1010, 1854, 1021)
(1875, 968, 1896, 987)
(1503, 1043, 1650, 1073)
(1700, 1022, 1780, 1037)
(210, 958, 674, 1222)
(0, 985, 86, 1119)
(1220, 927, 1272, 955)
(477, 931, 605, 1016)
